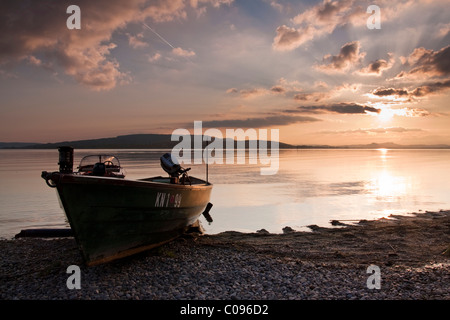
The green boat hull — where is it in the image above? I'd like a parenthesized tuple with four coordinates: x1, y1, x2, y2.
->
(55, 174, 212, 265)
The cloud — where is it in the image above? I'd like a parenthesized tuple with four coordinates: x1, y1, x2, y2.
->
(374, 127, 423, 133)
(237, 88, 268, 98)
(269, 1, 285, 12)
(272, 0, 366, 51)
(320, 127, 424, 135)
(58, 43, 130, 91)
(227, 78, 304, 97)
(272, 25, 314, 51)
(127, 32, 149, 49)
(394, 108, 430, 117)
(276, 78, 303, 92)
(148, 53, 162, 62)
(411, 80, 450, 96)
(438, 23, 450, 37)
(316, 41, 366, 73)
(396, 45, 450, 79)
(294, 92, 330, 102)
(0, 0, 232, 91)
(172, 47, 196, 57)
(0, 1, 149, 90)
(202, 115, 321, 128)
(227, 85, 287, 98)
(26, 56, 43, 67)
(271, 0, 440, 52)
(293, 82, 361, 102)
(373, 79, 450, 98)
(191, 0, 234, 8)
(227, 78, 363, 104)
(358, 53, 395, 76)
(372, 88, 409, 97)
(270, 85, 286, 94)
(335, 82, 361, 92)
(314, 81, 328, 89)
(293, 103, 381, 115)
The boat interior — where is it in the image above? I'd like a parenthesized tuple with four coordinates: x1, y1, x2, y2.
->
(77, 155, 125, 178)
(76, 153, 209, 186)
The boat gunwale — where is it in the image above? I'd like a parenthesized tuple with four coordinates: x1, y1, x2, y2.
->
(57, 173, 213, 190)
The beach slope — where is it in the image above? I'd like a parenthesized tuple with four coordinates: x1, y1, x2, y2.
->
(0, 210, 448, 300)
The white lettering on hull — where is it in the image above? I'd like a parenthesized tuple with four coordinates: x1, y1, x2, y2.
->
(155, 192, 182, 208)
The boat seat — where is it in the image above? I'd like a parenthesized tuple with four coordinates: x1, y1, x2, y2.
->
(92, 162, 106, 176)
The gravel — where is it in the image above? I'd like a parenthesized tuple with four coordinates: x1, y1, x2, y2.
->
(0, 211, 449, 301)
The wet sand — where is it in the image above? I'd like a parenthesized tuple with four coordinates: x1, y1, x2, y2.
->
(200, 210, 450, 268)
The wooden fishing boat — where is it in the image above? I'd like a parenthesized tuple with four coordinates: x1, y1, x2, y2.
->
(41, 147, 213, 266)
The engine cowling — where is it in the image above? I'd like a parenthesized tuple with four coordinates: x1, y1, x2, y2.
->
(160, 153, 181, 177)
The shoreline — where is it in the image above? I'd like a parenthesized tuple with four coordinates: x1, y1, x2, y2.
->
(0, 210, 449, 300)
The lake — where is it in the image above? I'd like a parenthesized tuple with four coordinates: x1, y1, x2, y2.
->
(0, 148, 449, 238)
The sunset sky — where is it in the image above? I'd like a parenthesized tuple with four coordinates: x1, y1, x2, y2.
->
(1, 0, 449, 145)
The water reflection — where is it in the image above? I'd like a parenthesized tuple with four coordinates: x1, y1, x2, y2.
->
(377, 148, 388, 162)
(366, 170, 409, 201)
(205, 148, 450, 233)
(0, 148, 449, 237)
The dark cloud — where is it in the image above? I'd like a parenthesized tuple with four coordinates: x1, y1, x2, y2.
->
(270, 85, 286, 94)
(411, 79, 450, 97)
(316, 41, 365, 72)
(358, 53, 394, 76)
(0, 0, 149, 90)
(0, 0, 232, 90)
(373, 88, 409, 97)
(202, 115, 321, 128)
(366, 60, 389, 73)
(294, 103, 380, 115)
(294, 92, 329, 102)
(373, 79, 450, 98)
(397, 45, 450, 79)
(316, 0, 345, 21)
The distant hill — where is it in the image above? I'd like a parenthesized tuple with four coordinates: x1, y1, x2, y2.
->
(1, 135, 449, 149)
(339, 142, 450, 149)
(25, 134, 180, 149)
(1, 134, 293, 149)
(0, 142, 41, 148)
(295, 142, 450, 149)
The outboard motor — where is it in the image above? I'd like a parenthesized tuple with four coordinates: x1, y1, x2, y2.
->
(160, 153, 182, 177)
(160, 153, 192, 184)
(58, 146, 73, 173)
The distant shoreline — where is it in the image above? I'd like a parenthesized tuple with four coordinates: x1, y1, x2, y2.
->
(2, 147, 450, 150)
(1, 133, 449, 150)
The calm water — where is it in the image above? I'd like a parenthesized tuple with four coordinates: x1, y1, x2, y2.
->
(0, 149, 449, 238)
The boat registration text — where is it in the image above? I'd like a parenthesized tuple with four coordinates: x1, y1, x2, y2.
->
(155, 192, 182, 208)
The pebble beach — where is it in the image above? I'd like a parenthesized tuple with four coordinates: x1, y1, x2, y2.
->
(0, 210, 449, 301)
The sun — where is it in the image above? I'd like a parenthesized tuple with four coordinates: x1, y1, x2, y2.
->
(377, 108, 395, 122)
(368, 102, 399, 123)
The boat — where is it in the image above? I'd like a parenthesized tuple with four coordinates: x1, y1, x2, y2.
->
(41, 146, 213, 266)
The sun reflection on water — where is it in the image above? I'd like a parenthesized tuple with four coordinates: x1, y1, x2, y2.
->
(367, 170, 409, 201)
